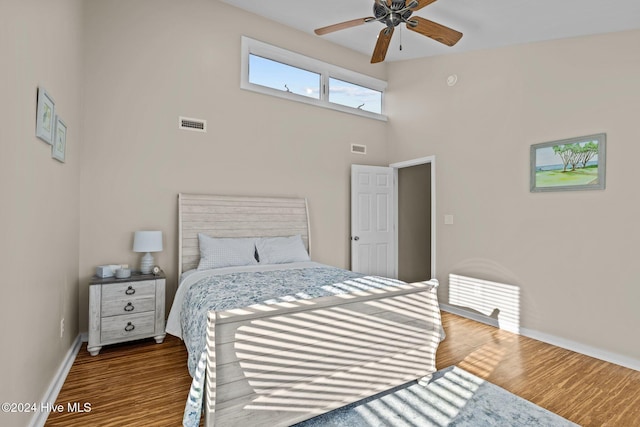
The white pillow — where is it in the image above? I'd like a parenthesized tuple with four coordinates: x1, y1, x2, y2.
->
(197, 234, 258, 270)
(256, 235, 310, 264)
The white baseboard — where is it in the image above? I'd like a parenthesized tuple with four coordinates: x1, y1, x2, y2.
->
(28, 334, 82, 427)
(440, 303, 640, 372)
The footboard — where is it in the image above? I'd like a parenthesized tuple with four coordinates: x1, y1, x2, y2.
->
(204, 280, 442, 427)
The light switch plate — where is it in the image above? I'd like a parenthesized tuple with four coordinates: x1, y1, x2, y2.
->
(444, 214, 454, 225)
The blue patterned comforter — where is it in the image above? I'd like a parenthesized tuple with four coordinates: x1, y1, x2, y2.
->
(181, 264, 405, 376)
(178, 262, 406, 427)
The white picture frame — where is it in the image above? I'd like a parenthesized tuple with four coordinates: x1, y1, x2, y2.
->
(52, 116, 67, 163)
(36, 87, 55, 144)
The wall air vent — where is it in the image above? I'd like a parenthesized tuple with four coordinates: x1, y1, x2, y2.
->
(351, 144, 367, 154)
(179, 116, 207, 132)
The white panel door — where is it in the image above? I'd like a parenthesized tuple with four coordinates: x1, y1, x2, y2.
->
(351, 165, 395, 278)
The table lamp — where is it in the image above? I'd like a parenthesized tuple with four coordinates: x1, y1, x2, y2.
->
(133, 231, 163, 274)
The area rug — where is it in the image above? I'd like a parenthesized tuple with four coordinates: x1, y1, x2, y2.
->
(295, 366, 579, 427)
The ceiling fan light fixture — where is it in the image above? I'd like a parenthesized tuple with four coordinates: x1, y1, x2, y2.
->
(373, 3, 389, 18)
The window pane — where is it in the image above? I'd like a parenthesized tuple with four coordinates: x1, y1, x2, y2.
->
(329, 78, 382, 114)
(249, 54, 320, 99)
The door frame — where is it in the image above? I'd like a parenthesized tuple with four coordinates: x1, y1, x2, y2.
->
(389, 156, 437, 279)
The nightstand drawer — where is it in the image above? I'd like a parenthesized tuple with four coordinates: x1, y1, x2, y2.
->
(102, 281, 155, 301)
(101, 295, 155, 317)
(101, 312, 155, 342)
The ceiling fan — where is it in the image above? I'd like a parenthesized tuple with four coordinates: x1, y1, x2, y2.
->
(314, 0, 463, 63)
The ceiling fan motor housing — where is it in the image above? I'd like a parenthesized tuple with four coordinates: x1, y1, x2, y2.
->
(374, 1, 413, 28)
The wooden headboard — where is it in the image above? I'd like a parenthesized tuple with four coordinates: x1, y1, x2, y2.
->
(177, 194, 310, 278)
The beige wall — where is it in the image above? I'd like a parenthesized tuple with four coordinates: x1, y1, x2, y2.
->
(387, 30, 640, 362)
(0, 0, 83, 426)
(78, 0, 389, 332)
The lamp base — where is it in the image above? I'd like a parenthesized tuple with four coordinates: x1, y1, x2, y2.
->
(140, 252, 154, 274)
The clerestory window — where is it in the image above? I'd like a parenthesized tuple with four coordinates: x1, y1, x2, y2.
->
(241, 37, 386, 120)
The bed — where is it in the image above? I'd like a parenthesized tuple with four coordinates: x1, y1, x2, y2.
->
(167, 194, 444, 427)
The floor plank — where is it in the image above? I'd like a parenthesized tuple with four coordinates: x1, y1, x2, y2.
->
(46, 335, 193, 426)
(435, 313, 640, 427)
(46, 312, 640, 426)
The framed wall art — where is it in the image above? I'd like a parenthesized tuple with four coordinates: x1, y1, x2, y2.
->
(52, 116, 67, 163)
(530, 133, 606, 192)
(36, 87, 55, 144)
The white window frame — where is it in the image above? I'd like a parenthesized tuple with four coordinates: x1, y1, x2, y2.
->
(241, 36, 387, 121)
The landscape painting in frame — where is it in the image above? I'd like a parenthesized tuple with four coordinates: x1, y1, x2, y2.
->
(530, 133, 606, 192)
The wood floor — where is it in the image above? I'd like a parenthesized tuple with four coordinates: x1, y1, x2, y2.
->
(46, 312, 640, 426)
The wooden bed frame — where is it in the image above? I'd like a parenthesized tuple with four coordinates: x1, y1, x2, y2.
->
(178, 193, 443, 427)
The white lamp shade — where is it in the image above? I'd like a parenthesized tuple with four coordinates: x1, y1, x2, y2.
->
(133, 231, 163, 253)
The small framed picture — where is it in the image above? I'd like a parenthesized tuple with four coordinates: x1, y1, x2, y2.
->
(36, 87, 55, 144)
(530, 133, 606, 192)
(52, 116, 67, 163)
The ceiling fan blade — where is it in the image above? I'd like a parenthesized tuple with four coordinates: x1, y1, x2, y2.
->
(406, 16, 463, 46)
(410, 0, 438, 12)
(315, 17, 373, 35)
(371, 27, 394, 63)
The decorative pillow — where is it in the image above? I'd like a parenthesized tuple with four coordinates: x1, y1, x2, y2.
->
(196, 234, 258, 270)
(256, 235, 310, 264)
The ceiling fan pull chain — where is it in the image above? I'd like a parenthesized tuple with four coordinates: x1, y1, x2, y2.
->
(399, 25, 403, 51)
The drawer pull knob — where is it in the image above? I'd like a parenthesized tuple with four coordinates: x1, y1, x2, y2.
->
(124, 322, 135, 332)
(124, 302, 134, 312)
(125, 286, 136, 295)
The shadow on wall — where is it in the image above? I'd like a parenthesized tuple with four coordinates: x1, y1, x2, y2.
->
(447, 274, 521, 334)
(445, 304, 502, 329)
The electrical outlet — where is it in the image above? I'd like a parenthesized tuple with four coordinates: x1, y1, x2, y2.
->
(60, 318, 64, 338)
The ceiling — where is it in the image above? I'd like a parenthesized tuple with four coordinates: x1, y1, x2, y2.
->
(220, 0, 640, 62)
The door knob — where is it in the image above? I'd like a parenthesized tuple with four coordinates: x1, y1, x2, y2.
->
(353, 236, 360, 241)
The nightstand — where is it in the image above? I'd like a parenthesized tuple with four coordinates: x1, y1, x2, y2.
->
(88, 272, 166, 356)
